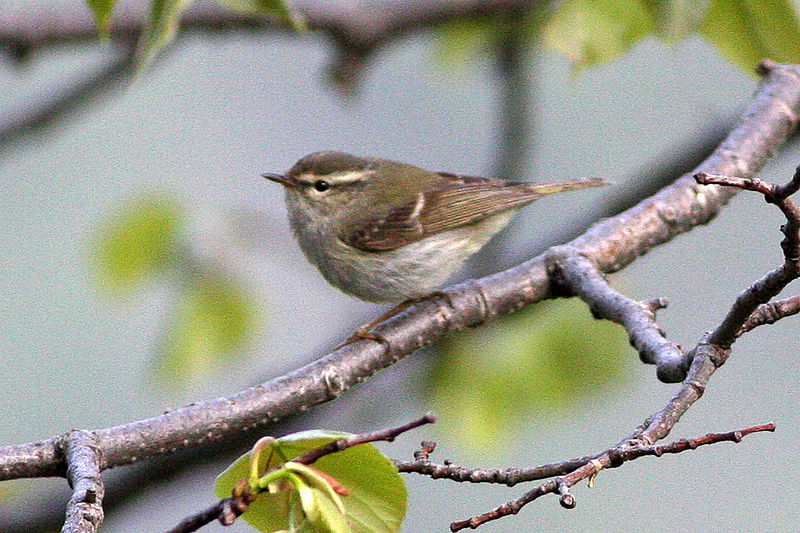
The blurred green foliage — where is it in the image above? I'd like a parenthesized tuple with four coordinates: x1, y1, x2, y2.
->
(86, 0, 117, 37)
(141, 0, 300, 66)
(158, 271, 258, 381)
(215, 430, 407, 533)
(139, 0, 193, 67)
(93, 194, 258, 384)
(436, 0, 800, 74)
(436, 15, 497, 69)
(84, 0, 300, 68)
(544, 0, 656, 72)
(429, 299, 632, 451)
(647, 0, 712, 43)
(700, 0, 800, 72)
(93, 194, 182, 293)
(218, 0, 303, 27)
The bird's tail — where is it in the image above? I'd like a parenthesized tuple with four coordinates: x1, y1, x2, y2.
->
(522, 177, 607, 196)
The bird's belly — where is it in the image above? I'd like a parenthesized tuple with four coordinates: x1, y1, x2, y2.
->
(305, 213, 514, 303)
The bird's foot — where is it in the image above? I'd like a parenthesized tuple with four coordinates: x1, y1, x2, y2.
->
(335, 293, 451, 350)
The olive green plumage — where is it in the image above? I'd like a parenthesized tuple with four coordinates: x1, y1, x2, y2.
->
(265, 151, 605, 302)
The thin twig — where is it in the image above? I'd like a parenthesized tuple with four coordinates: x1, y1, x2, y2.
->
(450, 423, 775, 531)
(2, 62, 800, 487)
(396, 453, 602, 486)
(695, 168, 800, 347)
(738, 294, 800, 335)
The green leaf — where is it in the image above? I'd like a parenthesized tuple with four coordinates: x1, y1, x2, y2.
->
(93, 194, 182, 293)
(138, 0, 194, 67)
(285, 476, 348, 533)
(215, 430, 407, 533)
(86, 0, 119, 37)
(303, 486, 350, 533)
(157, 271, 258, 381)
(217, 0, 305, 29)
(291, 475, 320, 524)
(700, 0, 800, 73)
(283, 463, 346, 515)
(434, 9, 547, 70)
(543, 0, 656, 71)
(645, 0, 712, 43)
(429, 299, 632, 451)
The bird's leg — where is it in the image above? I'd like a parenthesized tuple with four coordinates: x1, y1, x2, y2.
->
(337, 292, 453, 349)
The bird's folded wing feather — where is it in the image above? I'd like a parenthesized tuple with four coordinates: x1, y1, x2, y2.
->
(344, 173, 545, 252)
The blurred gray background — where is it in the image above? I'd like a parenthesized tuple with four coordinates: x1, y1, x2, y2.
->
(2, 2, 799, 532)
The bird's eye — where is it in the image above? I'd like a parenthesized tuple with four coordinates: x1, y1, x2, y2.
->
(313, 180, 330, 192)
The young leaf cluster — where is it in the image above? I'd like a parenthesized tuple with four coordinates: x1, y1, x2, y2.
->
(214, 430, 408, 533)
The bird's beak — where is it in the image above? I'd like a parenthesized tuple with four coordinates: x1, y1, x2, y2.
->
(262, 173, 297, 188)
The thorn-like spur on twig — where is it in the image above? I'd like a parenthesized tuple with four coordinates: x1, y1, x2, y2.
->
(413, 441, 437, 462)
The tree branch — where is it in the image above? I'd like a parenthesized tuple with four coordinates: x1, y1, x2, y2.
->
(397, 442, 603, 486)
(59, 430, 104, 533)
(1, 61, 799, 489)
(546, 249, 684, 380)
(449, 423, 775, 531)
(443, 115, 800, 531)
(738, 294, 800, 335)
(695, 164, 800, 348)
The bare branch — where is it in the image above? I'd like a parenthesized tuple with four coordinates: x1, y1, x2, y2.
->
(396, 452, 602, 486)
(2, 61, 800, 486)
(738, 294, 800, 335)
(694, 166, 800, 347)
(546, 249, 686, 381)
(59, 431, 104, 533)
(449, 423, 775, 531)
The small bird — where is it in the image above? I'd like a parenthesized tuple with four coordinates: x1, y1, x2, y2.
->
(264, 151, 605, 304)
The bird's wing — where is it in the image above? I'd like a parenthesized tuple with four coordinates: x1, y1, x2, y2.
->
(344, 173, 543, 252)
